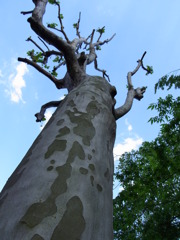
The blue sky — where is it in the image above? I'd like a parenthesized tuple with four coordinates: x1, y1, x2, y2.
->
(0, 0, 180, 192)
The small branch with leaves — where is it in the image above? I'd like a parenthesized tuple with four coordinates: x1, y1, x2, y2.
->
(18, 57, 65, 89)
(19, 0, 117, 121)
(73, 12, 81, 38)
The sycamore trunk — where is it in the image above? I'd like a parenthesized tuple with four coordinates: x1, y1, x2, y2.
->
(0, 76, 116, 240)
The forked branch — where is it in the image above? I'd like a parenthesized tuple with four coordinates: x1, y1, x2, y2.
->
(114, 52, 149, 120)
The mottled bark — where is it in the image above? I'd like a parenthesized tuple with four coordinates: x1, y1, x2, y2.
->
(0, 1, 151, 239)
(0, 76, 116, 240)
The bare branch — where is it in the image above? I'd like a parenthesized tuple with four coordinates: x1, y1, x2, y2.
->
(21, 10, 33, 15)
(35, 100, 62, 122)
(26, 37, 45, 53)
(127, 51, 147, 89)
(94, 58, 110, 82)
(70, 37, 88, 51)
(93, 33, 116, 47)
(131, 51, 146, 76)
(90, 29, 95, 45)
(38, 36, 50, 50)
(55, 1, 70, 43)
(18, 57, 65, 89)
(53, 60, 66, 71)
(43, 50, 63, 58)
(114, 52, 148, 120)
(74, 12, 81, 38)
(86, 32, 93, 42)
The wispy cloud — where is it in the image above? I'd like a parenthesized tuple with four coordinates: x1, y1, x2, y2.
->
(125, 118, 133, 131)
(7, 62, 28, 103)
(113, 136, 143, 161)
(0, 69, 3, 78)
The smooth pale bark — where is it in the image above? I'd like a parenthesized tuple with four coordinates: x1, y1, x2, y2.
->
(0, 76, 116, 240)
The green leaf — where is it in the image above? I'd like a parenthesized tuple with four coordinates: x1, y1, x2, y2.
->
(96, 26, 105, 34)
(73, 23, 78, 28)
(48, 0, 56, 4)
(53, 56, 60, 63)
(60, 14, 64, 19)
(47, 23, 58, 28)
(51, 70, 58, 77)
(27, 49, 35, 57)
(44, 65, 50, 69)
(96, 45, 101, 51)
(146, 65, 153, 75)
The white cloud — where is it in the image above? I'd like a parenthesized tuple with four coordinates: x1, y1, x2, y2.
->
(113, 136, 143, 161)
(125, 118, 133, 131)
(5, 62, 28, 103)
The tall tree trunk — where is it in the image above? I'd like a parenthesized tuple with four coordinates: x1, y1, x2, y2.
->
(0, 76, 116, 240)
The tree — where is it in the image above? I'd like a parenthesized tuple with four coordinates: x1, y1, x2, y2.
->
(113, 74, 180, 239)
(0, 1, 152, 239)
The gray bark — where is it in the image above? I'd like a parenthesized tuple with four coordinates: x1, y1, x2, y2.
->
(0, 1, 149, 238)
(0, 76, 116, 240)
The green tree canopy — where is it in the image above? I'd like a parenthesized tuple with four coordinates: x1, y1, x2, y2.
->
(113, 74, 180, 239)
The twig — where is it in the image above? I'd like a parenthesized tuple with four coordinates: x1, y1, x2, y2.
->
(38, 37, 50, 51)
(53, 60, 66, 71)
(55, 1, 70, 42)
(21, 10, 33, 15)
(97, 26, 105, 42)
(93, 33, 116, 47)
(90, 29, 95, 45)
(94, 58, 110, 82)
(26, 37, 45, 53)
(127, 51, 148, 89)
(75, 12, 81, 38)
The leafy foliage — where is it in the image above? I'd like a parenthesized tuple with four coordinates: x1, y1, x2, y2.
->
(59, 14, 64, 19)
(53, 56, 61, 63)
(96, 26, 105, 34)
(155, 74, 180, 93)
(113, 75, 180, 239)
(47, 22, 58, 28)
(146, 65, 153, 75)
(27, 50, 44, 63)
(73, 23, 78, 28)
(48, 0, 60, 4)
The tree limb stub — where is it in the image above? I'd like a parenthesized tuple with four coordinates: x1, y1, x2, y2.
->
(114, 52, 148, 120)
(21, 10, 33, 15)
(35, 100, 62, 122)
